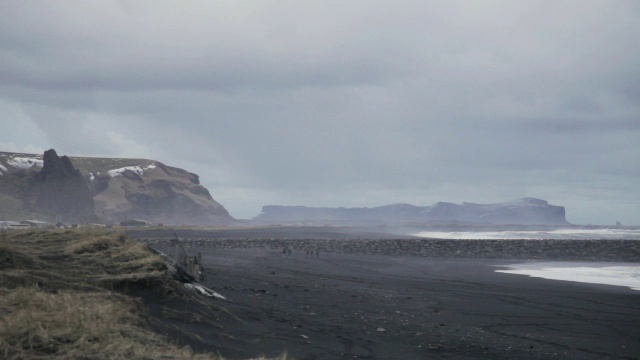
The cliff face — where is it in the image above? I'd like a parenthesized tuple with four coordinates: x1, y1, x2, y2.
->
(254, 198, 569, 226)
(31, 149, 95, 223)
(88, 161, 234, 225)
(0, 150, 236, 225)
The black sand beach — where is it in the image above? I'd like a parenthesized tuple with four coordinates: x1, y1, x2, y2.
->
(151, 246, 640, 360)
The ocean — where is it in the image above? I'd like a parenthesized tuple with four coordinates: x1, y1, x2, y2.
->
(411, 229, 640, 291)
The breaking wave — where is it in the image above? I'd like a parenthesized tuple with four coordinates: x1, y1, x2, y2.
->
(413, 228, 640, 240)
(495, 262, 640, 291)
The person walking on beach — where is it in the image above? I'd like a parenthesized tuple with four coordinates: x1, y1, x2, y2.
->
(282, 246, 292, 257)
(315, 248, 320, 257)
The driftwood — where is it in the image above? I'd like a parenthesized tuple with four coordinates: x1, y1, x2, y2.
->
(149, 233, 226, 300)
(170, 231, 203, 281)
(150, 246, 226, 300)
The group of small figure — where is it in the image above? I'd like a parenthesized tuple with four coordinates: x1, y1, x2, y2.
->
(304, 248, 320, 257)
(281, 246, 320, 258)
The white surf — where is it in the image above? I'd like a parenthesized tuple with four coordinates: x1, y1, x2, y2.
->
(495, 262, 640, 291)
(413, 228, 640, 240)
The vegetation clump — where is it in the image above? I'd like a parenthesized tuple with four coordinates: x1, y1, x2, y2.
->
(0, 287, 215, 359)
(0, 229, 280, 359)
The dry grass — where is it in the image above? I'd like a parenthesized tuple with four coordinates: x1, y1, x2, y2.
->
(0, 229, 291, 360)
(0, 287, 215, 359)
(0, 230, 167, 293)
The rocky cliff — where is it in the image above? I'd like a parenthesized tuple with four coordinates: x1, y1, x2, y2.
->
(31, 149, 96, 224)
(253, 198, 569, 226)
(0, 150, 236, 225)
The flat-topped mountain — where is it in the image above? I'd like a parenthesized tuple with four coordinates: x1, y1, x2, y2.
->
(253, 198, 569, 226)
(0, 150, 236, 225)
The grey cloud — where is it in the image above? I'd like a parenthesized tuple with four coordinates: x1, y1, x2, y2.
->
(0, 2, 411, 92)
(1, 1, 639, 224)
(524, 117, 640, 134)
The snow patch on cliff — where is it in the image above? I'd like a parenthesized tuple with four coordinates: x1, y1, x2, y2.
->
(107, 164, 157, 177)
(7, 157, 44, 169)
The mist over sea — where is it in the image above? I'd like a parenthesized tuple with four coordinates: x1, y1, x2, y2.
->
(413, 228, 640, 240)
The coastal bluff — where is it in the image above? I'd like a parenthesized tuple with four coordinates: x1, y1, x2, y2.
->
(0, 150, 236, 226)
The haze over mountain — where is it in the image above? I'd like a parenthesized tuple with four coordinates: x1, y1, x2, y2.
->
(0, 150, 236, 225)
(1, 149, 574, 227)
(1, 2, 638, 225)
(254, 198, 569, 226)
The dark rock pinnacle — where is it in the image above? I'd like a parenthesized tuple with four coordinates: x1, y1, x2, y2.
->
(31, 149, 95, 223)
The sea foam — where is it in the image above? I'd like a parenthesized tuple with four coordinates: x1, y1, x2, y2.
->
(495, 262, 640, 291)
(413, 229, 640, 240)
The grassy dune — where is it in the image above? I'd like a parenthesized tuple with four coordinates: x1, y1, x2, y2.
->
(0, 229, 287, 360)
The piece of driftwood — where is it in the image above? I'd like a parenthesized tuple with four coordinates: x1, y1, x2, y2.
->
(149, 234, 226, 300)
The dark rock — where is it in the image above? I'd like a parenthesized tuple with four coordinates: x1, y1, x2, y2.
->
(30, 149, 95, 223)
(147, 237, 640, 262)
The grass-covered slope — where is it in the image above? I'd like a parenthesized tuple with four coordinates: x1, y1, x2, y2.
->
(0, 230, 215, 359)
(0, 230, 286, 360)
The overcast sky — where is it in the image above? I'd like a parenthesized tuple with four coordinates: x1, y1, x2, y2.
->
(1, 1, 639, 224)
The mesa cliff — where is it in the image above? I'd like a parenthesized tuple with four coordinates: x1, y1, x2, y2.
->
(0, 150, 236, 225)
(253, 198, 569, 226)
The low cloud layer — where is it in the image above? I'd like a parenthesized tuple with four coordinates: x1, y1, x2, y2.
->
(1, 1, 639, 224)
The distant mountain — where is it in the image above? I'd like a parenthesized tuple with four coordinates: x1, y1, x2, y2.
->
(253, 198, 569, 226)
(0, 150, 236, 225)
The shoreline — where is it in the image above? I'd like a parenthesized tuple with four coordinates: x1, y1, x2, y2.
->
(138, 237, 640, 262)
(153, 246, 640, 360)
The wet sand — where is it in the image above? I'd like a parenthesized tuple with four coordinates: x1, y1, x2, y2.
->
(149, 247, 638, 360)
